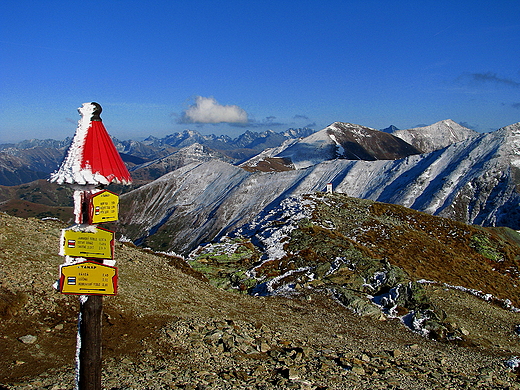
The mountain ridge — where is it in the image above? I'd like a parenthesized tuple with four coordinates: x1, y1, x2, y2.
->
(2, 119, 520, 254)
(279, 122, 422, 165)
(239, 120, 477, 172)
(187, 191, 520, 341)
(0, 127, 316, 186)
(117, 121, 520, 255)
(0, 120, 483, 186)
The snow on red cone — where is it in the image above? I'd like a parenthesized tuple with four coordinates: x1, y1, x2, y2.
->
(50, 103, 132, 186)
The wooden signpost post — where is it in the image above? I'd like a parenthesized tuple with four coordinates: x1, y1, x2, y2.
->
(51, 102, 132, 390)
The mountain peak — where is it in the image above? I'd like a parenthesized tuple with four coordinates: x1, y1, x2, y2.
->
(392, 120, 478, 153)
(324, 122, 421, 160)
(240, 122, 421, 170)
(380, 125, 400, 133)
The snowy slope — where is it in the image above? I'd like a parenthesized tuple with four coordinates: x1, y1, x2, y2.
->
(118, 122, 520, 254)
(391, 119, 478, 153)
(241, 122, 421, 170)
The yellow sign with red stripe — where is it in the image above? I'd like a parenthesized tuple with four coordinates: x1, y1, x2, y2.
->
(59, 261, 118, 295)
(89, 190, 119, 224)
(60, 226, 114, 259)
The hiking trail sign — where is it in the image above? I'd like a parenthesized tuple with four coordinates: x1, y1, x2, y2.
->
(89, 189, 119, 224)
(60, 261, 118, 295)
(60, 226, 114, 259)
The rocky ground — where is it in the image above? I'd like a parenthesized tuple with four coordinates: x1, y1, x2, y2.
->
(1, 213, 520, 389)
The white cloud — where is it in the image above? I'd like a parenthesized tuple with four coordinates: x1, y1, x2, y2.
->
(180, 96, 248, 124)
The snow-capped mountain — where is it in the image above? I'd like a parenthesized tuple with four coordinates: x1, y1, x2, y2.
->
(390, 119, 478, 153)
(117, 121, 520, 254)
(129, 143, 234, 181)
(143, 130, 232, 149)
(240, 122, 422, 171)
(140, 128, 315, 156)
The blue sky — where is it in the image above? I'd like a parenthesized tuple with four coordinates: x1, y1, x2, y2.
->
(1, 0, 519, 143)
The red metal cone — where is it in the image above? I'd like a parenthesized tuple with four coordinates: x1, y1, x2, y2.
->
(50, 102, 132, 186)
(81, 120, 132, 185)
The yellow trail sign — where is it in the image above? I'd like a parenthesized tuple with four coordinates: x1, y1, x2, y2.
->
(60, 261, 118, 295)
(60, 226, 114, 259)
(89, 190, 119, 224)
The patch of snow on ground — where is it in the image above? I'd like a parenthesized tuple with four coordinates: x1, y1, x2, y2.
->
(192, 238, 243, 259)
(325, 257, 347, 276)
(350, 127, 371, 139)
(504, 356, 520, 370)
(265, 266, 313, 295)
(234, 195, 316, 265)
(417, 280, 520, 312)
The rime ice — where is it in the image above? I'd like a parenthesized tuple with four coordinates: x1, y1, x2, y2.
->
(50, 102, 132, 186)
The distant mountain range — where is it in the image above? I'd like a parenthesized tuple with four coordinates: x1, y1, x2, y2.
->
(2, 118, 519, 256)
(0, 142, 67, 186)
(0, 121, 476, 186)
(0, 128, 315, 186)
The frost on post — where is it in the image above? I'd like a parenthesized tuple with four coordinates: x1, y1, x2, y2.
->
(50, 102, 132, 186)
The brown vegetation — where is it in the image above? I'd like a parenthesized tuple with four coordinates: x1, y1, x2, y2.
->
(1, 202, 520, 388)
